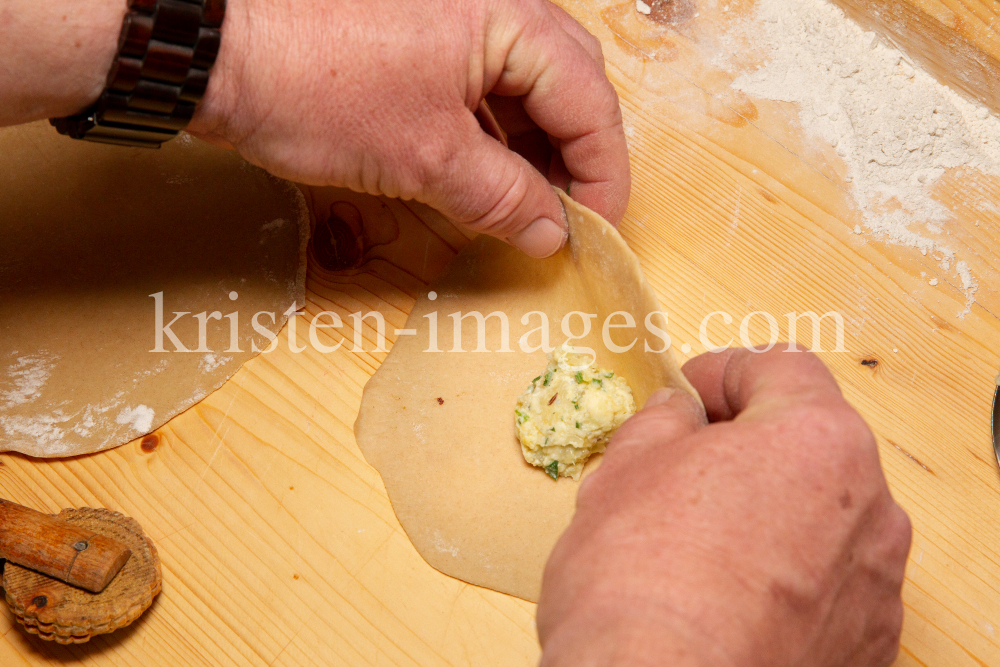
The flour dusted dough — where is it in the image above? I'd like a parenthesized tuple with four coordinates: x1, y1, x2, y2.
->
(0, 122, 309, 457)
(354, 191, 696, 601)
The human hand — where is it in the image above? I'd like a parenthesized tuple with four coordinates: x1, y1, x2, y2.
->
(537, 348, 912, 667)
(187, 0, 631, 258)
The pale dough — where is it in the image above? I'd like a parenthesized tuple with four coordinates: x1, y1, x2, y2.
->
(0, 122, 309, 457)
(354, 191, 697, 601)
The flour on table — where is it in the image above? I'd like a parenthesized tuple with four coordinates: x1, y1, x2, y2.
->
(726, 0, 1000, 316)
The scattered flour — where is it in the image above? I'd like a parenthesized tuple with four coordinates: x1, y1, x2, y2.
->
(261, 218, 285, 233)
(116, 405, 155, 434)
(0, 355, 175, 454)
(1, 353, 57, 408)
(636, 0, 652, 15)
(0, 398, 120, 455)
(199, 353, 231, 373)
(1, 411, 74, 450)
(728, 0, 1000, 316)
(431, 529, 460, 557)
(260, 218, 287, 245)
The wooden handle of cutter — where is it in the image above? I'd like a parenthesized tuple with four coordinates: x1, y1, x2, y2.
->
(0, 499, 131, 593)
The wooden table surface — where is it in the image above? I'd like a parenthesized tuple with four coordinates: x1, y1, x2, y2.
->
(4, 1, 1000, 665)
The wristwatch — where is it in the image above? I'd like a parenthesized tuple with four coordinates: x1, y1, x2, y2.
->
(51, 0, 226, 148)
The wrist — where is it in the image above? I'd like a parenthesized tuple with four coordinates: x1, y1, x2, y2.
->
(539, 598, 733, 667)
(0, 0, 125, 126)
(186, 0, 247, 143)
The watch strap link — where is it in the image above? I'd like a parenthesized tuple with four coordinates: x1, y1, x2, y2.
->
(51, 0, 226, 148)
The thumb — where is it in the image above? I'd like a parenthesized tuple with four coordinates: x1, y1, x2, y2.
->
(428, 117, 568, 258)
(605, 388, 707, 457)
(576, 386, 706, 507)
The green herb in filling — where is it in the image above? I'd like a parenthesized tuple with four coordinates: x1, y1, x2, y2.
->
(575, 421, 581, 429)
(545, 460, 559, 480)
(515, 409, 529, 424)
(543, 372, 553, 386)
(574, 371, 585, 384)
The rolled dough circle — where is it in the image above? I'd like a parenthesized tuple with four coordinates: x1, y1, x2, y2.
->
(0, 123, 309, 458)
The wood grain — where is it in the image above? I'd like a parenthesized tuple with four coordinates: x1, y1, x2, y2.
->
(3, 0, 1000, 665)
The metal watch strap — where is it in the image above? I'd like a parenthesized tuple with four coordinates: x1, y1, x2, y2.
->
(51, 0, 226, 148)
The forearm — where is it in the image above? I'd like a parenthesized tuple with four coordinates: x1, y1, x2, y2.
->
(0, 0, 124, 126)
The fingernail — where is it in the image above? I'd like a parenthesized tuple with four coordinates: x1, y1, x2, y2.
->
(644, 388, 676, 408)
(508, 217, 566, 258)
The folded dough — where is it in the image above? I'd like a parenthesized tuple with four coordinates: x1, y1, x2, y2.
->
(354, 190, 696, 601)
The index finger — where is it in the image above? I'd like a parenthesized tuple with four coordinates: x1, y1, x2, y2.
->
(490, 4, 631, 224)
(681, 347, 844, 423)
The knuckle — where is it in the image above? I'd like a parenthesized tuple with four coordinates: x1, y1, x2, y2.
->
(832, 405, 877, 453)
(873, 598, 905, 666)
(862, 503, 911, 590)
(888, 597, 906, 641)
(886, 505, 913, 564)
(592, 79, 622, 120)
(463, 164, 532, 233)
(774, 402, 881, 492)
(766, 568, 826, 617)
(375, 155, 423, 200)
(761, 345, 827, 375)
(782, 402, 853, 448)
(583, 32, 605, 65)
(411, 136, 457, 190)
(798, 401, 874, 456)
